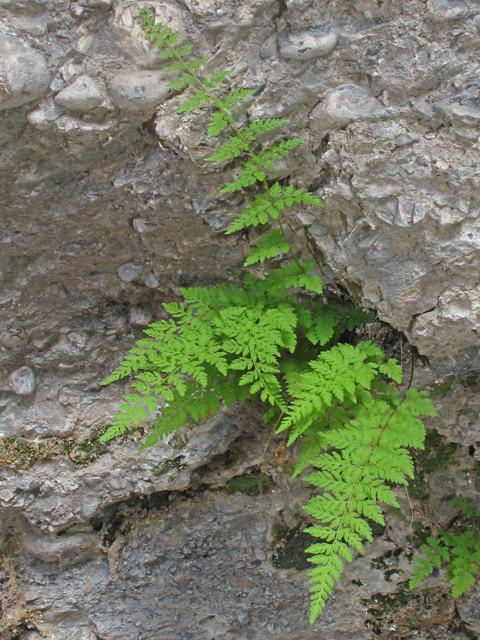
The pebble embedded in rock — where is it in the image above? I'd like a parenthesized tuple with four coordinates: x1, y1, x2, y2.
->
(0, 35, 50, 110)
(144, 271, 160, 288)
(9, 366, 36, 395)
(117, 262, 143, 282)
(108, 71, 171, 112)
(278, 29, 338, 61)
(54, 75, 102, 111)
(129, 308, 153, 326)
(310, 84, 388, 132)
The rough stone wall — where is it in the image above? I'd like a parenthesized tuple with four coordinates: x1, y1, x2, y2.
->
(2, 0, 480, 638)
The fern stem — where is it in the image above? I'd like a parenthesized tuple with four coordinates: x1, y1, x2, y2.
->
(259, 395, 293, 464)
(276, 216, 303, 272)
(407, 349, 416, 390)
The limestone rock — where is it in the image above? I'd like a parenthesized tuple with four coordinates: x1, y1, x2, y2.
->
(108, 71, 170, 112)
(435, 92, 480, 125)
(55, 76, 102, 112)
(0, 35, 50, 110)
(310, 84, 388, 133)
(279, 29, 338, 60)
(9, 366, 36, 396)
(410, 285, 480, 359)
(0, 409, 246, 531)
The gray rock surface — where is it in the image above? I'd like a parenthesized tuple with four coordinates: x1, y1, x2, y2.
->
(144, 270, 160, 288)
(7, 440, 479, 640)
(0, 35, 50, 110)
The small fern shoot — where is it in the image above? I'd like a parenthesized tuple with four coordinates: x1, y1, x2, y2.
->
(410, 497, 480, 598)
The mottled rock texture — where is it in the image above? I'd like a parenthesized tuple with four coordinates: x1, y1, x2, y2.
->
(2, 0, 480, 637)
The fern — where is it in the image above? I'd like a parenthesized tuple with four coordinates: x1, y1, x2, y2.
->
(101, 10, 440, 625)
(410, 497, 480, 598)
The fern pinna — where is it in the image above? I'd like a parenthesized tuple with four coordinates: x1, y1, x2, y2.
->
(101, 10, 437, 623)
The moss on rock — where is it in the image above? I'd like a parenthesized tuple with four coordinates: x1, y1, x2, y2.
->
(0, 431, 109, 469)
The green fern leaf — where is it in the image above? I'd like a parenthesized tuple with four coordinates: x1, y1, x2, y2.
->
(221, 160, 266, 193)
(449, 497, 480, 519)
(379, 358, 403, 383)
(177, 44, 193, 57)
(244, 229, 290, 266)
(178, 94, 202, 112)
(226, 194, 281, 233)
(205, 136, 250, 161)
(210, 70, 232, 83)
(207, 111, 233, 137)
(248, 118, 288, 135)
(164, 60, 184, 72)
(107, 16, 437, 624)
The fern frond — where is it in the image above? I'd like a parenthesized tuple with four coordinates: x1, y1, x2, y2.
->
(279, 342, 385, 442)
(449, 497, 480, 519)
(222, 88, 256, 109)
(178, 88, 210, 113)
(187, 58, 207, 71)
(295, 380, 435, 622)
(210, 70, 232, 83)
(139, 379, 221, 449)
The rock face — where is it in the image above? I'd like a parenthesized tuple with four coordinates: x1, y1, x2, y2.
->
(1, 0, 480, 637)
